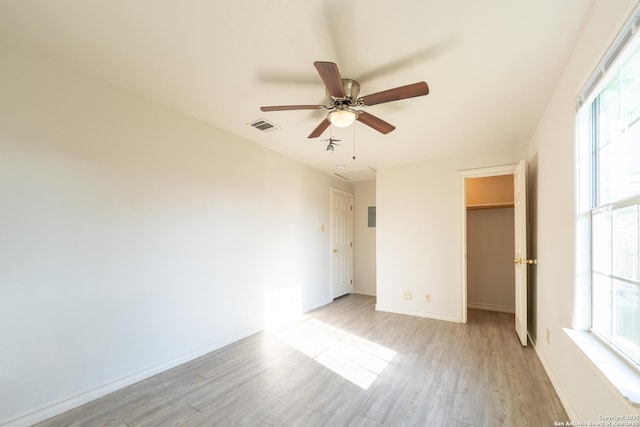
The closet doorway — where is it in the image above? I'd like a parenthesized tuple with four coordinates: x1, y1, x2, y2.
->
(458, 162, 529, 345)
(465, 175, 515, 313)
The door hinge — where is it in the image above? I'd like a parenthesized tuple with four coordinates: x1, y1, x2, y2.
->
(350, 242, 353, 247)
(350, 279, 353, 284)
(350, 206, 353, 211)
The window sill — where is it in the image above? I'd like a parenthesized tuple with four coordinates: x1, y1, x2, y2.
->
(564, 328, 640, 407)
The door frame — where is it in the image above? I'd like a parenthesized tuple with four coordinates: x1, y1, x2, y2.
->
(330, 187, 354, 299)
(457, 164, 518, 324)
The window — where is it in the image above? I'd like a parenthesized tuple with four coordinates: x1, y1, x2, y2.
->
(577, 17, 640, 366)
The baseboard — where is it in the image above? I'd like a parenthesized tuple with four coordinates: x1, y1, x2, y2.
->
(0, 323, 265, 427)
(303, 299, 332, 313)
(353, 290, 376, 297)
(375, 304, 459, 323)
(467, 302, 515, 313)
(532, 339, 579, 421)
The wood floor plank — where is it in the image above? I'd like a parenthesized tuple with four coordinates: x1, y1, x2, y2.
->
(452, 318, 487, 425)
(359, 351, 421, 423)
(184, 389, 280, 426)
(483, 349, 518, 426)
(116, 373, 209, 425)
(133, 403, 203, 427)
(35, 295, 567, 427)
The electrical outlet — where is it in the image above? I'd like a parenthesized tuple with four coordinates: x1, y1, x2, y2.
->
(425, 293, 431, 302)
(546, 328, 551, 345)
(403, 291, 413, 300)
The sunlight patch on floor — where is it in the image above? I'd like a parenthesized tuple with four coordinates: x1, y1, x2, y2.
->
(272, 317, 396, 390)
(264, 287, 396, 389)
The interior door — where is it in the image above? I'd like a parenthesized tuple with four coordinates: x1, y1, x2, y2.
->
(514, 160, 528, 346)
(331, 188, 354, 298)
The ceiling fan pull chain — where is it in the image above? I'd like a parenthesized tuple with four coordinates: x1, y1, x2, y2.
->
(352, 122, 357, 160)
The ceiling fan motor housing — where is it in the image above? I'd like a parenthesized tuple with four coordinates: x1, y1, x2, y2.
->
(328, 78, 360, 105)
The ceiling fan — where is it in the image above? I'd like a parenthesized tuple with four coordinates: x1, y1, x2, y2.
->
(260, 61, 429, 138)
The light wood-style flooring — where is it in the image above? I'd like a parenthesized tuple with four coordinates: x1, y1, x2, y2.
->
(37, 294, 566, 426)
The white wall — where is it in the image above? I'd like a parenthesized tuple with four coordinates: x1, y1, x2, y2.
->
(467, 208, 515, 312)
(353, 179, 376, 296)
(376, 147, 526, 322)
(0, 36, 351, 425)
(528, 0, 640, 420)
(376, 0, 640, 420)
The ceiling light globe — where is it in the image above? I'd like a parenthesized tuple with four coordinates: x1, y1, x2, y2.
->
(328, 109, 357, 127)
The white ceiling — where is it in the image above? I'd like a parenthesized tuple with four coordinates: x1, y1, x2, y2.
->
(0, 0, 594, 177)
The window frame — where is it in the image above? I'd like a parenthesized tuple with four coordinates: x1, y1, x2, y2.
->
(568, 2, 640, 407)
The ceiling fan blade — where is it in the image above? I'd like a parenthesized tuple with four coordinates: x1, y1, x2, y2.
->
(314, 61, 346, 98)
(357, 112, 396, 134)
(308, 119, 331, 138)
(260, 105, 324, 112)
(359, 82, 429, 106)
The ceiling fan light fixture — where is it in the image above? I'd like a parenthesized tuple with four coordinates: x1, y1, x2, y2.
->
(328, 107, 357, 128)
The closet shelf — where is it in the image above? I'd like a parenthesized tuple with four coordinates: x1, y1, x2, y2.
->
(466, 202, 514, 210)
